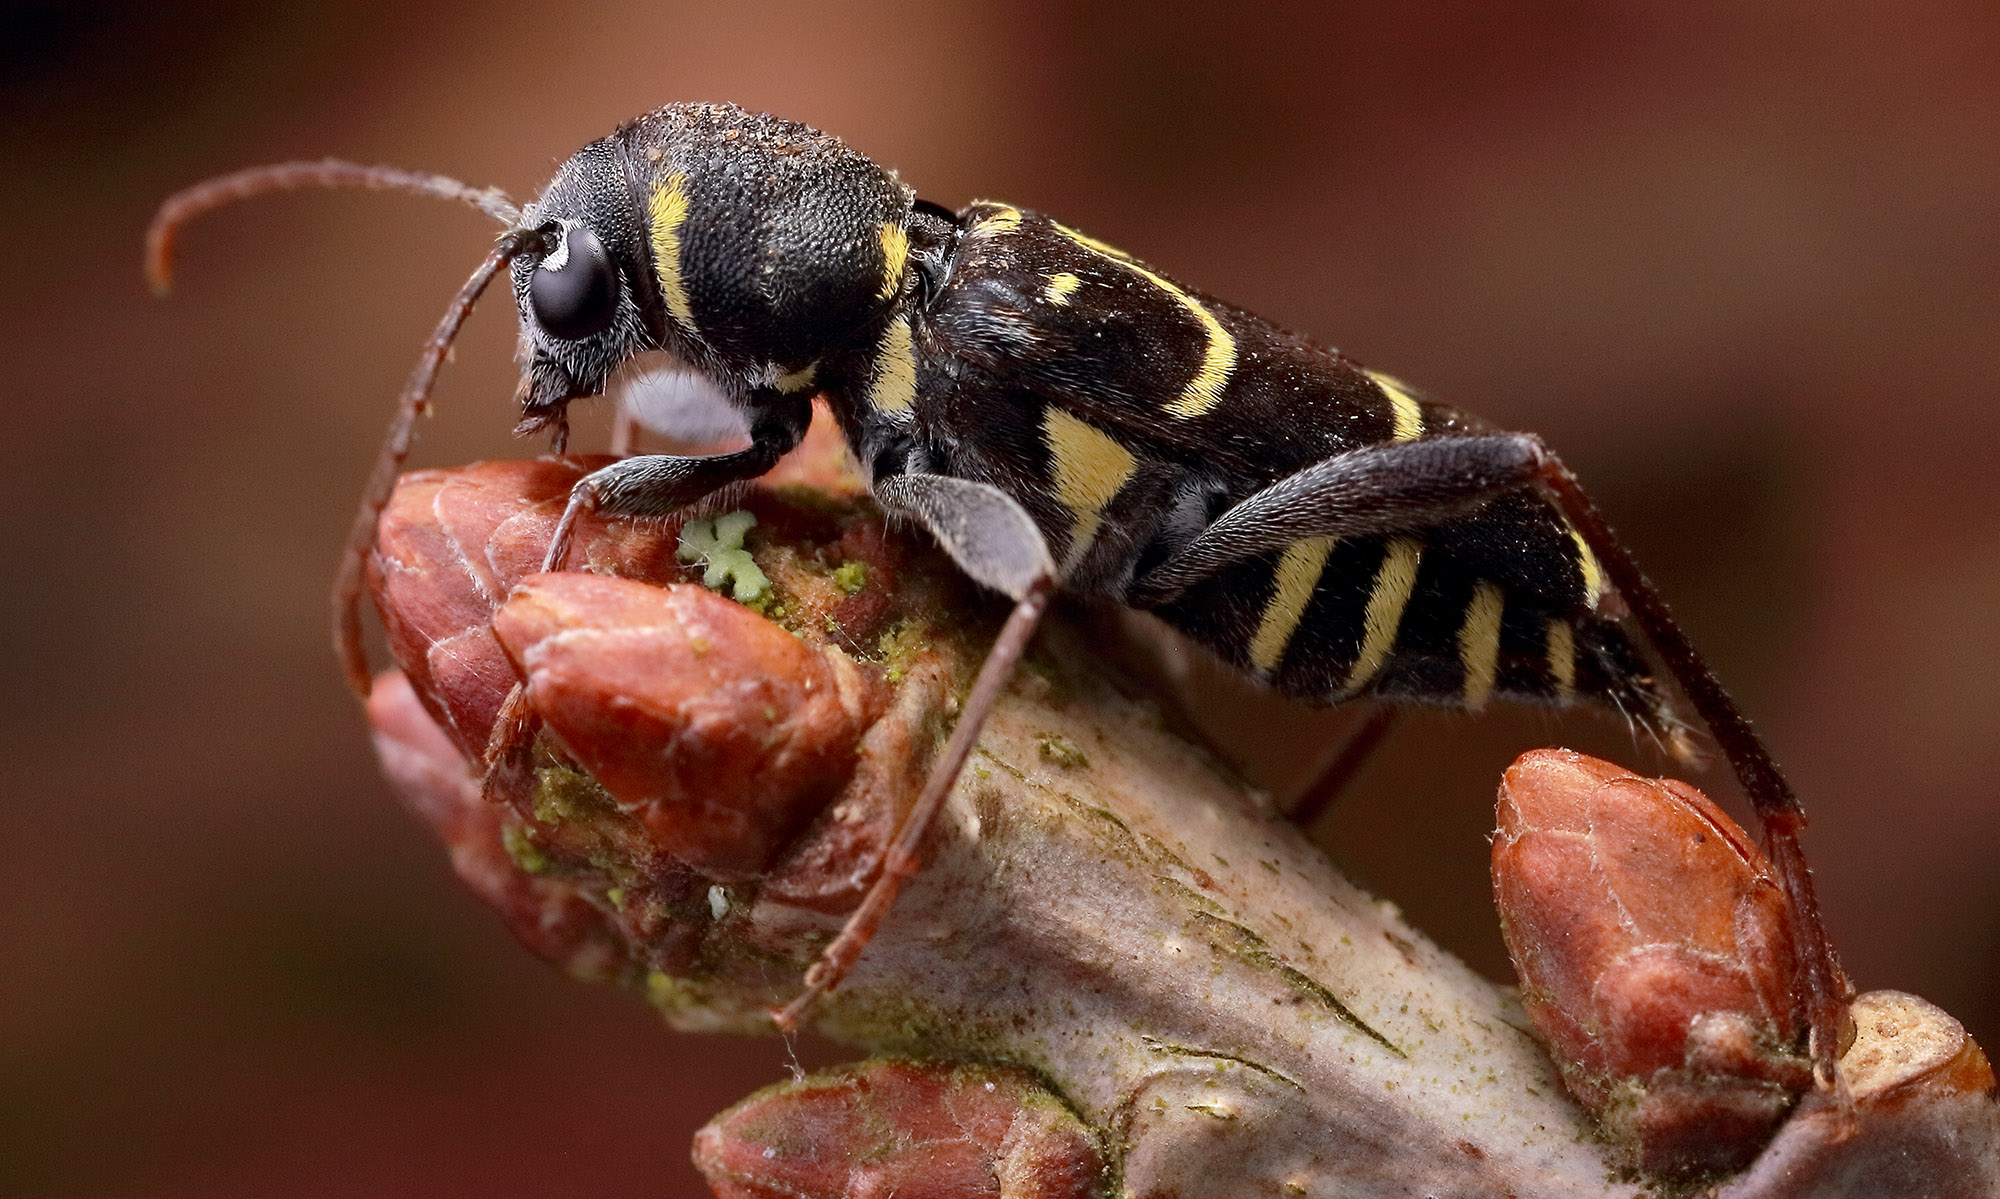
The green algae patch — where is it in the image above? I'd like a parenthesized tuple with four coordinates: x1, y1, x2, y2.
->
(530, 760, 613, 826)
(644, 969, 711, 1017)
(766, 481, 856, 515)
(1185, 908, 1404, 1058)
(872, 618, 935, 684)
(678, 511, 771, 603)
(1035, 733, 1090, 770)
(831, 559, 868, 593)
(501, 824, 552, 876)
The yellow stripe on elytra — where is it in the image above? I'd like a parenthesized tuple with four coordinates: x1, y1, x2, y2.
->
(1052, 221, 1237, 420)
(971, 206, 1022, 237)
(1043, 407, 1137, 566)
(647, 174, 696, 328)
(1567, 523, 1607, 606)
(1342, 537, 1422, 694)
(867, 316, 917, 414)
(1057, 224, 1132, 260)
(1249, 537, 1336, 674)
(774, 362, 818, 394)
(1365, 370, 1425, 442)
(1546, 618, 1576, 704)
(1044, 272, 1082, 306)
(1458, 581, 1506, 712)
(877, 222, 910, 301)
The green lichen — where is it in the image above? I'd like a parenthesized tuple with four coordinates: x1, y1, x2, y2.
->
(501, 824, 551, 876)
(531, 760, 610, 826)
(831, 559, 868, 593)
(677, 510, 771, 603)
(1035, 733, 1089, 770)
(1184, 908, 1404, 1058)
(873, 618, 932, 684)
(644, 969, 710, 1016)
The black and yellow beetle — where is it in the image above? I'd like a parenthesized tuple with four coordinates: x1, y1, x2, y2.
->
(148, 101, 1847, 1079)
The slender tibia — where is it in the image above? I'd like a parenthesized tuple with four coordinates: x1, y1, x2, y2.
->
(1531, 449, 1851, 1091)
(773, 577, 1056, 1032)
(1286, 706, 1399, 827)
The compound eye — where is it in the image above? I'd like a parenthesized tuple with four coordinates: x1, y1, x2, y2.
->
(530, 224, 619, 340)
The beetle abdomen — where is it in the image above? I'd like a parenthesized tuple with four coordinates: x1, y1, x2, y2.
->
(1148, 501, 1671, 729)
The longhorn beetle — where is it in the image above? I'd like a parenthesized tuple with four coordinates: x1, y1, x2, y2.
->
(149, 102, 1848, 1084)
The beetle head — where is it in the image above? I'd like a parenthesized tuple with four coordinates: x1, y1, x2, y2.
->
(512, 103, 917, 434)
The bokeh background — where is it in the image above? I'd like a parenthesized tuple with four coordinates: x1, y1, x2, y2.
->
(5, 1, 1998, 1194)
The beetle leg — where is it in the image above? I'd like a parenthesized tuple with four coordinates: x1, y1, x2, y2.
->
(1285, 706, 1399, 826)
(1532, 446, 1853, 1095)
(1129, 436, 1542, 608)
(774, 474, 1058, 1031)
(477, 681, 539, 805)
(334, 240, 525, 696)
(538, 391, 810, 572)
(873, 473, 1060, 601)
(479, 393, 810, 801)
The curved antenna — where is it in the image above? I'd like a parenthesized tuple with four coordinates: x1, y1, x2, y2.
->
(147, 157, 533, 697)
(332, 231, 534, 696)
(146, 159, 522, 295)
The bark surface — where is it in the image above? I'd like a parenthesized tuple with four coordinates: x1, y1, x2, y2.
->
(364, 442, 1999, 1198)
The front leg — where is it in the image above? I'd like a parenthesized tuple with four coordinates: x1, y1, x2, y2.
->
(540, 391, 811, 572)
(775, 473, 1058, 1029)
(487, 392, 809, 811)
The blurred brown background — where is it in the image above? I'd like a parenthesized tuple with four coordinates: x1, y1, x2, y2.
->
(4, 1, 1997, 1194)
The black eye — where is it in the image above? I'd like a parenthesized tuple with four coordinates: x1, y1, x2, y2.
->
(530, 224, 619, 340)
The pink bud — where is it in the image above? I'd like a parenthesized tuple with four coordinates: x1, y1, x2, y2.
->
(694, 1059, 1103, 1199)
(367, 670, 632, 981)
(1494, 749, 1811, 1178)
(492, 574, 886, 878)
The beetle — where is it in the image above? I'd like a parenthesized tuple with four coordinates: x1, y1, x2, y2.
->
(148, 101, 1847, 1082)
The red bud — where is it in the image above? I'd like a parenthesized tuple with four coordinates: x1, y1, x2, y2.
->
(1494, 749, 1810, 1178)
(492, 574, 886, 878)
(694, 1060, 1103, 1199)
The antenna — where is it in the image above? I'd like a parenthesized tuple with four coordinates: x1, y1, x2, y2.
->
(148, 158, 533, 695)
(147, 159, 520, 294)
